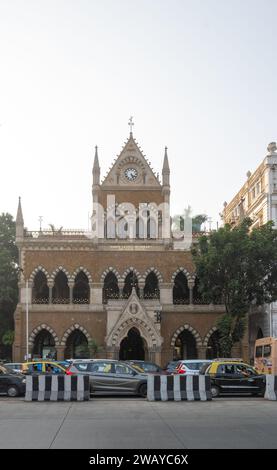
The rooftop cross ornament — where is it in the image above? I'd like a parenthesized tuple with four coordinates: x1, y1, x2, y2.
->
(128, 116, 134, 134)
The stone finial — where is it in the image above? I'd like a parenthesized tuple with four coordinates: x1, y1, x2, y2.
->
(223, 201, 228, 208)
(267, 142, 277, 154)
(16, 197, 24, 239)
(246, 171, 251, 179)
(93, 145, 100, 185)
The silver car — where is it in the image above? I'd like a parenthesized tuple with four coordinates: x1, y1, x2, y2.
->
(69, 360, 148, 397)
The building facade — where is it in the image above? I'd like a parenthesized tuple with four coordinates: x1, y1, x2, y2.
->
(13, 131, 248, 365)
(222, 141, 277, 357)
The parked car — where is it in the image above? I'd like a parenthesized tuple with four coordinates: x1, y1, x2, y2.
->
(165, 361, 179, 373)
(4, 363, 23, 374)
(68, 360, 148, 397)
(174, 360, 212, 375)
(21, 361, 70, 375)
(125, 360, 164, 374)
(0, 364, 26, 397)
(200, 360, 266, 398)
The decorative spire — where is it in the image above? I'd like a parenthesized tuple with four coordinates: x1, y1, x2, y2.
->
(16, 197, 24, 225)
(93, 145, 100, 170)
(93, 145, 100, 185)
(162, 146, 170, 173)
(16, 197, 24, 240)
(162, 146, 170, 187)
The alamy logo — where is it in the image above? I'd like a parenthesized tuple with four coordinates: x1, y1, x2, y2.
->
(88, 195, 192, 250)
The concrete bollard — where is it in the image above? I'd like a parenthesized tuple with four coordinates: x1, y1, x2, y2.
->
(147, 374, 212, 401)
(25, 374, 90, 401)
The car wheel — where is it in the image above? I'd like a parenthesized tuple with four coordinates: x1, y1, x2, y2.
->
(139, 383, 147, 398)
(7, 386, 19, 397)
(211, 385, 220, 398)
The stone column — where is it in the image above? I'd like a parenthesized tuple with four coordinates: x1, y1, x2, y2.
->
(68, 281, 74, 304)
(90, 282, 104, 304)
(118, 281, 125, 299)
(188, 279, 195, 305)
(138, 281, 145, 299)
(48, 280, 54, 304)
(197, 346, 207, 360)
(160, 283, 173, 304)
(56, 345, 65, 361)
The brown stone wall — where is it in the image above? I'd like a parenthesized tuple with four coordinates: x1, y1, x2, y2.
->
(24, 249, 195, 282)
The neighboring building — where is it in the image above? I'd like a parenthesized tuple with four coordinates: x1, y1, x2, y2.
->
(222, 142, 277, 358)
(13, 129, 248, 365)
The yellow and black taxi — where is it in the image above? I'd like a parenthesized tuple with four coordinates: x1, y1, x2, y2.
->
(21, 361, 71, 375)
(200, 359, 266, 398)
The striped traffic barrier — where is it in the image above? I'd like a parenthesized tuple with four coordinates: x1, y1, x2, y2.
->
(264, 375, 277, 400)
(25, 374, 90, 401)
(147, 374, 212, 401)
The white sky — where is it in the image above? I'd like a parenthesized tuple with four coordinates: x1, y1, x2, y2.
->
(0, 0, 277, 231)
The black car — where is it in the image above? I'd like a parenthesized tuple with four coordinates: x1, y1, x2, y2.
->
(0, 364, 26, 397)
(201, 361, 266, 398)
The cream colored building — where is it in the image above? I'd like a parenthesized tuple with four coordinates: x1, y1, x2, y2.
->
(222, 142, 277, 356)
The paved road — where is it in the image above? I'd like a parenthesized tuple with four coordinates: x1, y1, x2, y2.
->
(0, 396, 276, 449)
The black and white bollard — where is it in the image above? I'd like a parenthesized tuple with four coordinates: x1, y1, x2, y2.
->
(25, 374, 90, 401)
(147, 374, 212, 401)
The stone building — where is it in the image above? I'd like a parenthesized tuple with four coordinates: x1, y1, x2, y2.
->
(13, 130, 247, 365)
(222, 141, 277, 358)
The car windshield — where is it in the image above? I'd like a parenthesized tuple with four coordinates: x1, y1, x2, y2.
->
(236, 364, 257, 376)
(0, 365, 13, 374)
(184, 362, 205, 371)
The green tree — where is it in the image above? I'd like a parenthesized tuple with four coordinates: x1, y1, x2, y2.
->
(172, 206, 207, 233)
(88, 339, 102, 358)
(192, 218, 277, 356)
(0, 213, 19, 359)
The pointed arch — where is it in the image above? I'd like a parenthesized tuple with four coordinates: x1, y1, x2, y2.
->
(72, 267, 92, 284)
(50, 266, 71, 282)
(121, 266, 142, 282)
(29, 266, 50, 283)
(170, 324, 202, 348)
(171, 267, 195, 283)
(101, 267, 121, 283)
(203, 326, 218, 347)
(109, 317, 161, 349)
(29, 324, 59, 347)
(60, 324, 91, 346)
(142, 267, 163, 283)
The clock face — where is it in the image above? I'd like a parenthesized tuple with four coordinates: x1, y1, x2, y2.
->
(124, 167, 138, 181)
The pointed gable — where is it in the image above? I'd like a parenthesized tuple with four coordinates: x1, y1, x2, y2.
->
(101, 134, 161, 188)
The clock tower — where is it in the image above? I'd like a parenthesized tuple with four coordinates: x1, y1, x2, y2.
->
(92, 125, 170, 240)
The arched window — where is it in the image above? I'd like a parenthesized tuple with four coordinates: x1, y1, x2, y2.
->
(32, 271, 49, 304)
(64, 330, 89, 359)
(53, 271, 70, 304)
(144, 272, 160, 299)
(123, 271, 139, 298)
(119, 327, 146, 361)
(173, 272, 189, 304)
(103, 272, 119, 303)
(174, 330, 197, 360)
(33, 329, 56, 359)
(73, 271, 89, 304)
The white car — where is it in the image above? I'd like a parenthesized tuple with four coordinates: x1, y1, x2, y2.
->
(174, 360, 212, 375)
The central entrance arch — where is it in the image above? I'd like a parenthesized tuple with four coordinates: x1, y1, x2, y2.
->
(119, 327, 146, 361)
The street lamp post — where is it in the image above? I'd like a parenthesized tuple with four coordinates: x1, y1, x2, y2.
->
(26, 279, 29, 361)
